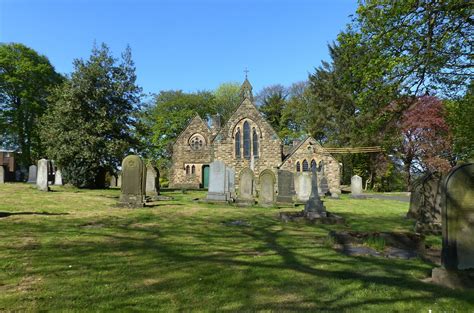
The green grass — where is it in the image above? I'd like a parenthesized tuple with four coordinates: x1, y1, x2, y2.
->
(0, 183, 473, 312)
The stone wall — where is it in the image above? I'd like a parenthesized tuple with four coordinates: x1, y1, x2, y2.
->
(169, 115, 213, 189)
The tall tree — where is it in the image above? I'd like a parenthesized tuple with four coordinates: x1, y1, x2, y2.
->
(256, 84, 289, 138)
(0, 43, 62, 166)
(213, 82, 241, 124)
(139, 90, 216, 170)
(41, 43, 141, 187)
(355, 0, 473, 96)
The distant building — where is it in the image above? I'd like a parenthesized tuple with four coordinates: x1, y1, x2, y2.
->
(169, 78, 341, 201)
(0, 149, 18, 181)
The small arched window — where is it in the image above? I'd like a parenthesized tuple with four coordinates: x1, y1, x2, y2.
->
(302, 160, 309, 172)
(185, 165, 190, 175)
(191, 165, 195, 174)
(311, 159, 317, 171)
(252, 128, 259, 158)
(243, 121, 251, 159)
(296, 161, 301, 172)
(235, 128, 241, 158)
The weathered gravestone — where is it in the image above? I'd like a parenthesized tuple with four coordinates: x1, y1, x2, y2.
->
(259, 171, 275, 205)
(295, 173, 312, 201)
(407, 172, 442, 234)
(27, 165, 37, 184)
(54, 169, 63, 186)
(277, 170, 295, 203)
(146, 164, 160, 198)
(206, 160, 228, 201)
(118, 155, 146, 207)
(239, 168, 254, 201)
(36, 159, 49, 192)
(110, 175, 117, 187)
(351, 175, 364, 198)
(0, 166, 4, 184)
(304, 166, 327, 218)
(117, 172, 122, 188)
(432, 163, 474, 289)
(319, 176, 329, 196)
(226, 167, 235, 200)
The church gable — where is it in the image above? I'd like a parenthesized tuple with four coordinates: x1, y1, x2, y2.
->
(174, 114, 211, 146)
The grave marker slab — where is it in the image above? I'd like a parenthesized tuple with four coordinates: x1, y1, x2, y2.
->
(54, 169, 63, 186)
(118, 155, 146, 207)
(0, 166, 4, 184)
(351, 175, 364, 198)
(146, 165, 160, 197)
(36, 159, 49, 192)
(206, 160, 227, 201)
(27, 165, 37, 184)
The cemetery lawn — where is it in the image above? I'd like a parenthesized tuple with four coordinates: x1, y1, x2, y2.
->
(1, 184, 473, 312)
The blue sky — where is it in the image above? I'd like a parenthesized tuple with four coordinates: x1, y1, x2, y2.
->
(0, 0, 357, 95)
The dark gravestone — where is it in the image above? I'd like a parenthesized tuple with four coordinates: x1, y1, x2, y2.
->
(304, 166, 327, 218)
(432, 163, 474, 289)
(277, 170, 295, 203)
(442, 163, 474, 270)
(118, 155, 146, 207)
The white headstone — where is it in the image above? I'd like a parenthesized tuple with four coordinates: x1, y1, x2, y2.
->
(207, 160, 228, 201)
(54, 169, 63, 185)
(27, 165, 37, 183)
(0, 166, 4, 184)
(36, 159, 49, 192)
(295, 173, 312, 201)
(351, 175, 363, 196)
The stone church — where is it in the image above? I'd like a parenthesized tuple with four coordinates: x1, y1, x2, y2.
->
(169, 78, 341, 203)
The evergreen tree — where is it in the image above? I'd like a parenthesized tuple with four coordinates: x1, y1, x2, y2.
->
(41, 43, 141, 187)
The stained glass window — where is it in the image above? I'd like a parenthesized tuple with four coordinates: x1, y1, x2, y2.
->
(235, 128, 241, 158)
(243, 121, 250, 159)
(296, 161, 301, 172)
(302, 160, 309, 172)
(252, 128, 259, 158)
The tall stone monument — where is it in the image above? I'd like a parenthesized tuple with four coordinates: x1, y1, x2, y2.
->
(145, 164, 160, 198)
(27, 165, 37, 184)
(206, 160, 228, 201)
(350, 175, 364, 198)
(304, 166, 327, 218)
(432, 163, 474, 289)
(54, 169, 63, 186)
(0, 165, 4, 184)
(36, 159, 49, 192)
(118, 155, 146, 207)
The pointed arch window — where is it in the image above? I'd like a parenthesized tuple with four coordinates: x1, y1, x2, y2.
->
(311, 159, 317, 171)
(252, 128, 259, 158)
(235, 128, 241, 158)
(185, 165, 190, 175)
(302, 160, 309, 172)
(243, 121, 251, 159)
(296, 161, 301, 172)
(191, 165, 195, 175)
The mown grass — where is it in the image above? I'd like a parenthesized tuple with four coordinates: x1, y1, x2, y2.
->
(0, 183, 473, 312)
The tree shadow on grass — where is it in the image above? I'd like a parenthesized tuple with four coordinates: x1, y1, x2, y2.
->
(0, 211, 69, 218)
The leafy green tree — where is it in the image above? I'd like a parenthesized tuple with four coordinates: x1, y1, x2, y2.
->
(139, 90, 216, 171)
(0, 43, 62, 166)
(213, 82, 241, 124)
(355, 0, 473, 96)
(41, 43, 141, 188)
(256, 84, 290, 139)
(446, 82, 474, 162)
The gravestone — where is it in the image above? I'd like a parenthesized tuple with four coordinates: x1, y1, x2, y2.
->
(432, 163, 474, 289)
(226, 167, 235, 200)
(304, 167, 327, 217)
(54, 169, 63, 186)
(118, 155, 146, 207)
(239, 169, 254, 200)
(351, 175, 364, 198)
(117, 172, 122, 188)
(27, 165, 37, 183)
(259, 171, 275, 204)
(319, 176, 329, 196)
(277, 170, 295, 203)
(110, 175, 117, 187)
(206, 160, 228, 201)
(407, 172, 442, 234)
(146, 165, 160, 197)
(295, 173, 312, 201)
(0, 166, 4, 184)
(36, 159, 49, 192)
